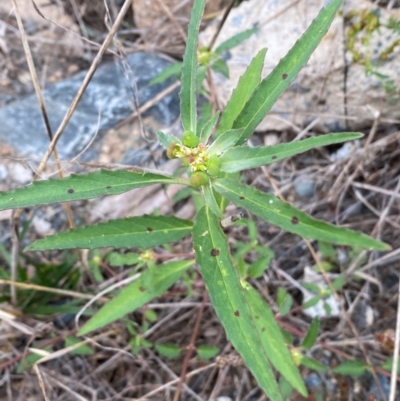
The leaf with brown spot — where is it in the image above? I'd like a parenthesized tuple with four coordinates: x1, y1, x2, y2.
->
(193, 206, 282, 401)
(214, 179, 390, 250)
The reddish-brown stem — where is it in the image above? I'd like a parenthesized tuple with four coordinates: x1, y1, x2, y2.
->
(173, 291, 208, 401)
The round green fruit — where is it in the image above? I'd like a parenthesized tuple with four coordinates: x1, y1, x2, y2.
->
(182, 131, 199, 148)
(206, 155, 221, 176)
(190, 171, 209, 188)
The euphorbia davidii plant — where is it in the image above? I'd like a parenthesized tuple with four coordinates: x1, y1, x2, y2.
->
(0, 0, 389, 399)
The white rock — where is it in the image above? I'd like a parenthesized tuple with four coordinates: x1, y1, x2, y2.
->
(32, 216, 54, 237)
(9, 163, 33, 185)
(201, 0, 400, 133)
(301, 266, 340, 318)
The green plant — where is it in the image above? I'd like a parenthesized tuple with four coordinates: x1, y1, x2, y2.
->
(0, 0, 390, 399)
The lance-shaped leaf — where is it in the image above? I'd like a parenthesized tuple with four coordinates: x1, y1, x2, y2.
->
(233, 0, 343, 145)
(216, 48, 266, 137)
(78, 259, 193, 336)
(220, 133, 363, 172)
(156, 131, 181, 150)
(25, 216, 193, 251)
(245, 285, 307, 396)
(180, 0, 206, 134)
(207, 129, 244, 155)
(150, 62, 182, 85)
(202, 182, 223, 218)
(213, 179, 389, 250)
(200, 111, 220, 145)
(0, 170, 182, 211)
(193, 206, 282, 401)
(214, 27, 258, 55)
(302, 318, 320, 350)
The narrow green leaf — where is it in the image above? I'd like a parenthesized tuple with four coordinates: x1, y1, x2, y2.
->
(277, 287, 293, 316)
(247, 252, 273, 279)
(150, 62, 182, 85)
(216, 48, 266, 137)
(155, 343, 181, 359)
(25, 215, 192, 251)
(303, 296, 321, 310)
(233, 0, 343, 145)
(333, 360, 368, 376)
(156, 131, 181, 150)
(220, 133, 364, 172)
(0, 170, 182, 210)
(107, 252, 140, 267)
(78, 259, 193, 335)
(332, 275, 346, 291)
(202, 182, 223, 218)
(302, 318, 320, 349)
(65, 336, 93, 356)
(200, 111, 220, 144)
(214, 27, 258, 54)
(197, 345, 219, 360)
(213, 179, 390, 250)
(193, 206, 282, 401)
(208, 129, 244, 155)
(197, 102, 213, 135)
(245, 286, 307, 396)
(302, 282, 321, 294)
(180, 0, 206, 134)
(300, 355, 328, 372)
(211, 58, 229, 78)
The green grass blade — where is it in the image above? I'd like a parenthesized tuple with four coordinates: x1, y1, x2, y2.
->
(25, 216, 192, 251)
(180, 0, 206, 134)
(0, 170, 182, 210)
(214, 27, 258, 54)
(220, 133, 363, 172)
(207, 129, 244, 155)
(213, 179, 390, 250)
(78, 259, 193, 336)
(233, 0, 343, 145)
(245, 286, 307, 396)
(216, 48, 266, 137)
(193, 206, 282, 401)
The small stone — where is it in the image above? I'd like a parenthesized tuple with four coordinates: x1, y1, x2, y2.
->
(295, 177, 315, 197)
(9, 163, 33, 185)
(0, 163, 8, 180)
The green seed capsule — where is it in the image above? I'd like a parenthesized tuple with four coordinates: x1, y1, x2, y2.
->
(182, 131, 199, 148)
(207, 155, 221, 177)
(190, 171, 209, 188)
(167, 142, 179, 159)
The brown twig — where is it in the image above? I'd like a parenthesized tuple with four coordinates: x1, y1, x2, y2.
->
(208, 0, 236, 50)
(173, 291, 208, 401)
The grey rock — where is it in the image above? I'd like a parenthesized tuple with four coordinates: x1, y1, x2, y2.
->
(0, 52, 179, 159)
(295, 176, 315, 197)
(304, 372, 323, 389)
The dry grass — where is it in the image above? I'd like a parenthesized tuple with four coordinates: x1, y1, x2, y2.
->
(0, 0, 399, 400)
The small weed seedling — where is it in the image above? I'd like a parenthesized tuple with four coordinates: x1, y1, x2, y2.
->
(0, 0, 390, 399)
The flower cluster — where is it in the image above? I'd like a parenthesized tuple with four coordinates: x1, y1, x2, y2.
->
(167, 131, 222, 187)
